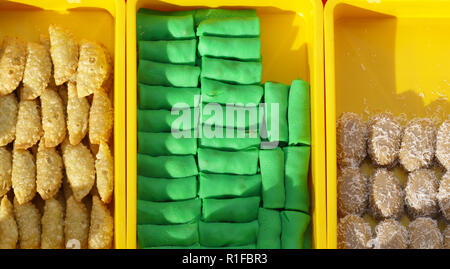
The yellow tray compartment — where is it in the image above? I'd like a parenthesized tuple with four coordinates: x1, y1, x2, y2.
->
(0, 0, 126, 249)
(126, 0, 325, 249)
(325, 0, 450, 249)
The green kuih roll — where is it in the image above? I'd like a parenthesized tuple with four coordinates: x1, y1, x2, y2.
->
(197, 148, 258, 175)
(138, 108, 197, 132)
(198, 36, 261, 61)
(138, 132, 197, 156)
(137, 198, 201, 225)
(283, 146, 310, 212)
(257, 208, 281, 249)
(303, 223, 312, 249)
(198, 221, 259, 247)
(138, 84, 200, 110)
(281, 210, 310, 249)
(138, 60, 200, 87)
(196, 17, 260, 37)
(198, 173, 261, 199)
(259, 148, 285, 209)
(137, 222, 198, 248)
(201, 57, 262, 85)
(199, 129, 261, 151)
(288, 79, 311, 145)
(138, 39, 197, 65)
(194, 8, 257, 26)
(137, 175, 197, 202)
(201, 103, 261, 130)
(137, 154, 198, 178)
(201, 78, 263, 105)
(264, 82, 289, 143)
(202, 196, 260, 223)
(136, 13, 195, 41)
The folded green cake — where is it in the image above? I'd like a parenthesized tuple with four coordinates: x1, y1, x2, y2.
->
(138, 222, 199, 248)
(137, 154, 198, 178)
(138, 132, 197, 156)
(198, 36, 261, 60)
(138, 84, 200, 110)
(202, 197, 260, 223)
(196, 17, 260, 37)
(201, 103, 261, 129)
(264, 82, 289, 142)
(197, 148, 259, 175)
(199, 221, 259, 247)
(138, 108, 197, 132)
(139, 39, 197, 65)
(194, 8, 257, 26)
(259, 148, 285, 209)
(137, 175, 197, 202)
(257, 208, 281, 249)
(201, 78, 263, 105)
(201, 57, 262, 85)
(138, 60, 200, 87)
(288, 79, 311, 145)
(137, 198, 201, 225)
(198, 173, 261, 199)
(283, 147, 310, 212)
(199, 128, 261, 151)
(281, 211, 310, 249)
(137, 13, 195, 41)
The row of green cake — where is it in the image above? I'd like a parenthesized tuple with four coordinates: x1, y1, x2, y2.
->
(135, 8, 313, 249)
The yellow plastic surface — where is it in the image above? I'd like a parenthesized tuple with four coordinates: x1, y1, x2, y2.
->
(126, 0, 326, 249)
(0, 0, 126, 249)
(325, 0, 450, 249)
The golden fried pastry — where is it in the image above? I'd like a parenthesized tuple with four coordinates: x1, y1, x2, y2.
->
(36, 141, 63, 200)
(15, 99, 42, 149)
(0, 147, 12, 197)
(41, 88, 66, 147)
(49, 25, 78, 85)
(0, 37, 26, 95)
(41, 197, 64, 249)
(0, 196, 18, 249)
(21, 42, 52, 100)
(0, 93, 18, 146)
(89, 90, 113, 145)
(67, 82, 89, 145)
(13, 198, 40, 249)
(95, 142, 114, 204)
(88, 195, 113, 249)
(11, 148, 36, 204)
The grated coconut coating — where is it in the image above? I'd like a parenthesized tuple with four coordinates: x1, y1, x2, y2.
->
(336, 112, 368, 168)
(436, 120, 450, 170)
(371, 219, 409, 249)
(369, 168, 404, 220)
(405, 169, 439, 218)
(368, 112, 403, 166)
(399, 118, 436, 172)
(337, 214, 372, 249)
(438, 171, 450, 221)
(408, 217, 442, 249)
(337, 166, 368, 217)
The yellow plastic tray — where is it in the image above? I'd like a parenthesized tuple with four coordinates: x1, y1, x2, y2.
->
(0, 0, 126, 248)
(126, 0, 326, 249)
(325, 0, 450, 249)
